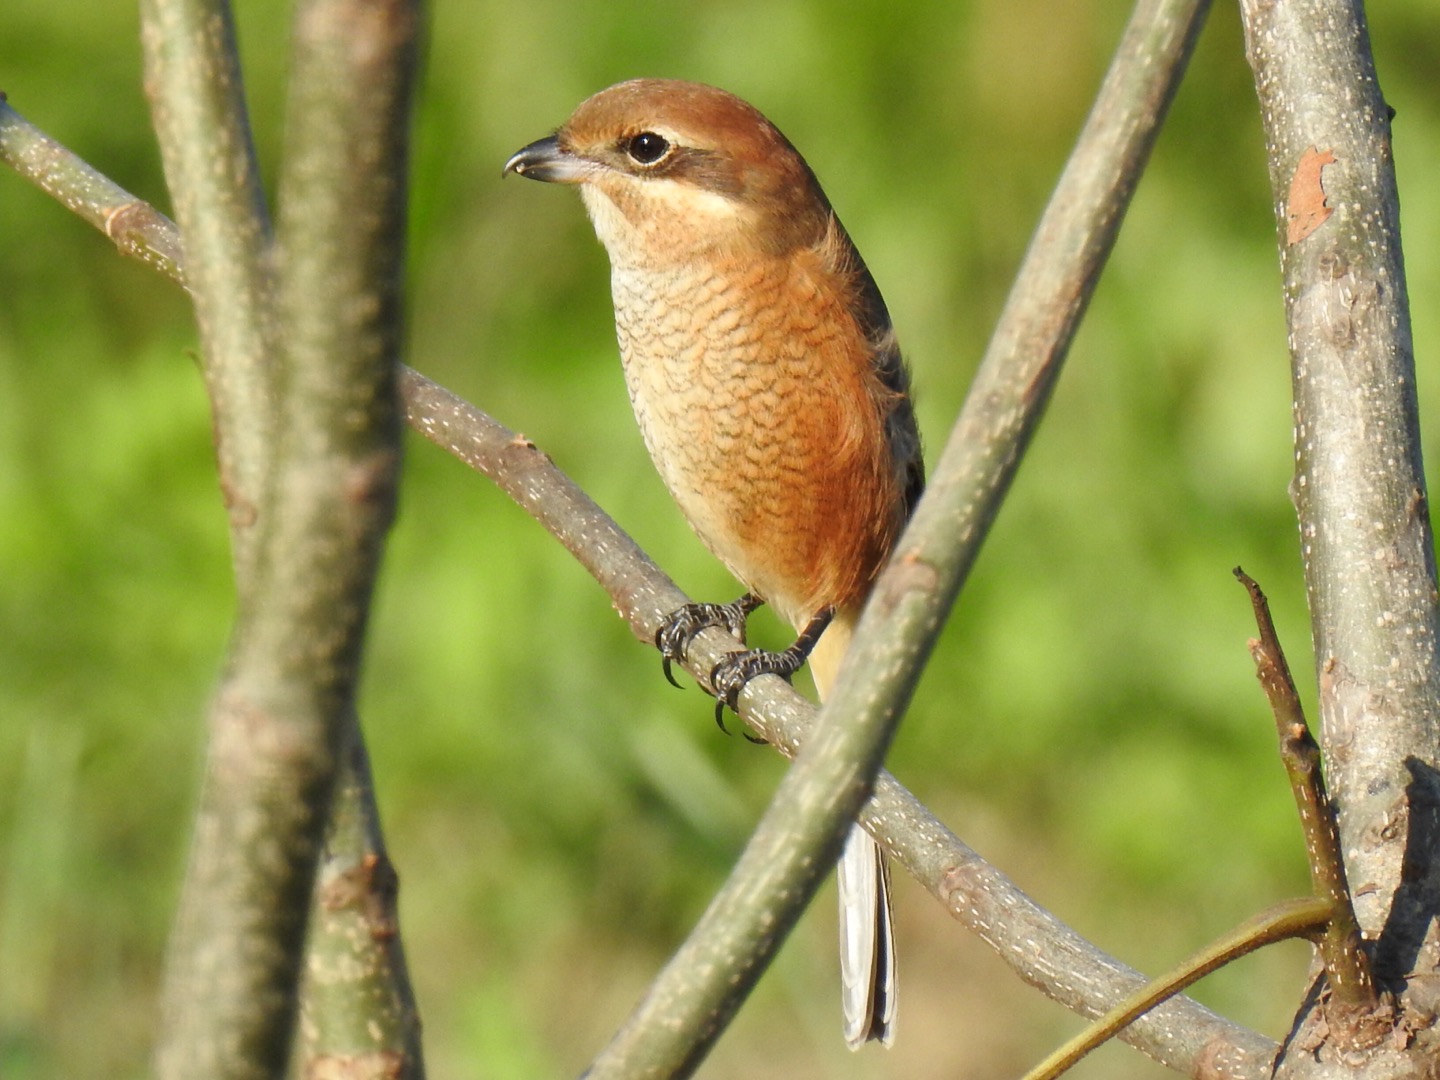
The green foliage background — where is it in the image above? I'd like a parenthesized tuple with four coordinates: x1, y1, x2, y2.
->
(2, 1, 1438, 1077)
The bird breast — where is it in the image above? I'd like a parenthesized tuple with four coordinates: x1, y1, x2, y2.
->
(606, 253, 902, 629)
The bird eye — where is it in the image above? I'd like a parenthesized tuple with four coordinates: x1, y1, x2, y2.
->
(625, 132, 671, 166)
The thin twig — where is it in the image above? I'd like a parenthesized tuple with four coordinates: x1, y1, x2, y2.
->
(0, 93, 186, 283)
(1235, 568, 1375, 1008)
(139, 0, 276, 561)
(1023, 897, 1330, 1080)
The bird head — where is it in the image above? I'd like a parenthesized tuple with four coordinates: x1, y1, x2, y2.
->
(504, 79, 836, 266)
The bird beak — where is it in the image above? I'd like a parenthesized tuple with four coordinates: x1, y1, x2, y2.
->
(502, 135, 592, 184)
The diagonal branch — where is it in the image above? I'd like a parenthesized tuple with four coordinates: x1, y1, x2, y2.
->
(400, 377, 1280, 1079)
(0, 91, 186, 283)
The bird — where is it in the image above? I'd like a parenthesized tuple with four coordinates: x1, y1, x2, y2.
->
(504, 78, 922, 1049)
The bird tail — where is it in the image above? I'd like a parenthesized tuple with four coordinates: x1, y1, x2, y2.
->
(808, 612, 896, 1049)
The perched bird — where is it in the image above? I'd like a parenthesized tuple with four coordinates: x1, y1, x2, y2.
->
(505, 78, 922, 1048)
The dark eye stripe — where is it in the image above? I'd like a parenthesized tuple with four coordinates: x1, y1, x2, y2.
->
(663, 147, 743, 198)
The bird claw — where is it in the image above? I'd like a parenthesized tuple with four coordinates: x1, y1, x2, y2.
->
(654, 594, 763, 689)
(713, 696, 768, 743)
(656, 597, 827, 747)
(706, 605, 834, 743)
(708, 645, 810, 741)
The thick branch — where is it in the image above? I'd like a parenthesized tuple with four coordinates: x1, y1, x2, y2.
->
(5, 70, 428, 1080)
(1240, 0, 1440, 1071)
(275, 1, 424, 1077)
(144, 0, 418, 1075)
(1241, 0, 1439, 930)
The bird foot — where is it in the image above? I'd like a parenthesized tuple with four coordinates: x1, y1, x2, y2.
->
(655, 594, 764, 689)
(708, 645, 815, 739)
(708, 606, 835, 735)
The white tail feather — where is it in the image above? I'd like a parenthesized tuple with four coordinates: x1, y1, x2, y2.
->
(809, 614, 896, 1048)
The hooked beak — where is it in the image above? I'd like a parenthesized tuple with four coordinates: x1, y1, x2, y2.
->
(502, 135, 593, 184)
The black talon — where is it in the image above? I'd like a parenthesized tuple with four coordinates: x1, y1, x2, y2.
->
(714, 698, 736, 736)
(654, 593, 763, 689)
(708, 607, 835, 739)
(709, 644, 805, 709)
(711, 696, 767, 743)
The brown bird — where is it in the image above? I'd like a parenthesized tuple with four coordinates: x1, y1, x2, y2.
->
(505, 78, 922, 1048)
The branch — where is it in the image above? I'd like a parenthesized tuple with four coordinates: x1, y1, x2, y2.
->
(300, 720, 424, 1078)
(810, 0, 1217, 890)
(0, 91, 185, 283)
(140, 0, 418, 1074)
(788, 0, 1256, 1069)
(4, 59, 428, 1080)
(1240, 0, 1440, 1069)
(1235, 568, 1374, 1007)
(399, 379, 1280, 1079)
(139, 0, 276, 563)
(275, 1, 424, 1077)
(1023, 898, 1331, 1080)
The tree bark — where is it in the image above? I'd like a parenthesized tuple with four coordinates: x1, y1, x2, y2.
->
(1240, 0, 1440, 1072)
